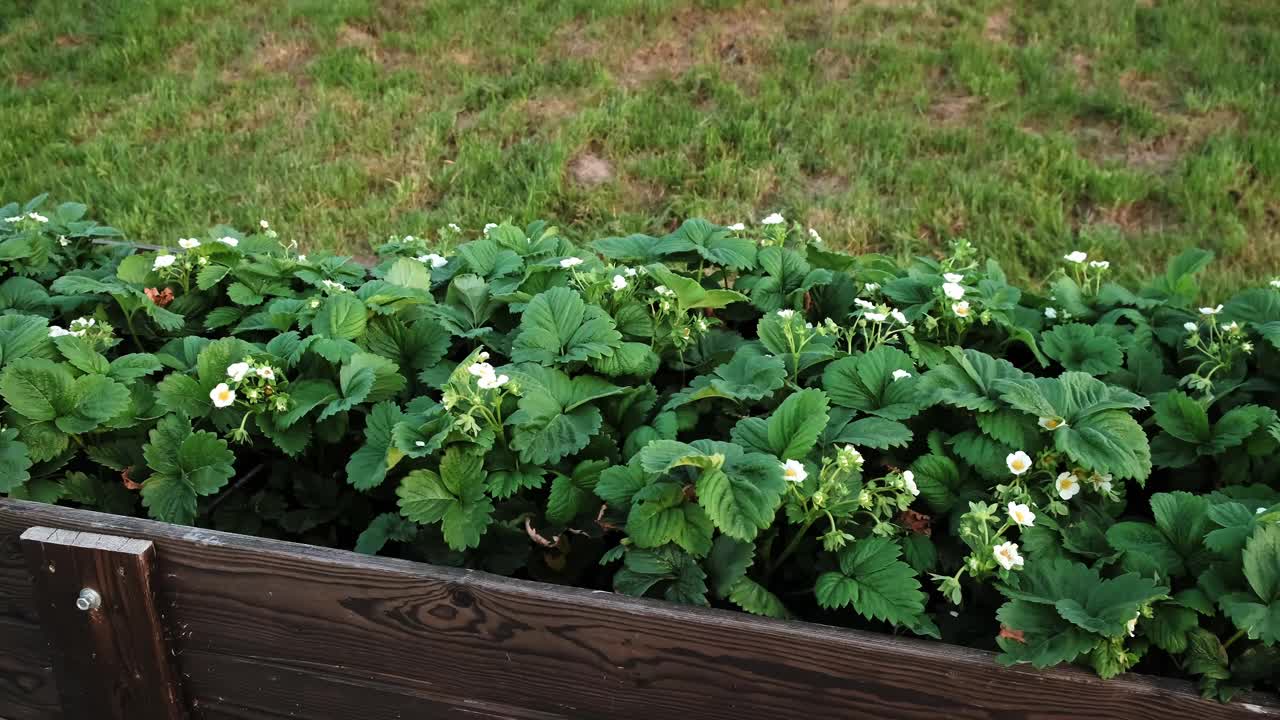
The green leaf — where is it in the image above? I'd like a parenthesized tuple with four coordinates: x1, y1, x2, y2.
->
(589, 341, 659, 378)
(313, 293, 367, 340)
(1041, 323, 1124, 375)
(1106, 522, 1183, 578)
(1154, 391, 1211, 444)
(995, 600, 1096, 668)
(54, 335, 109, 375)
(831, 416, 912, 450)
(1243, 523, 1280, 603)
(0, 357, 72, 421)
(0, 428, 33, 492)
(666, 348, 785, 408)
(1210, 405, 1276, 454)
(1206, 502, 1261, 555)
(908, 454, 966, 513)
(816, 537, 925, 626)
(766, 388, 829, 460)
(345, 401, 405, 491)
(694, 441, 786, 541)
(706, 535, 755, 597)
(140, 414, 236, 525)
(355, 513, 417, 555)
(918, 347, 1032, 412)
(385, 257, 433, 290)
(726, 577, 790, 618)
(662, 218, 757, 270)
(1146, 603, 1199, 654)
(511, 287, 621, 365)
(626, 482, 713, 556)
(508, 366, 622, 465)
(823, 346, 921, 420)
(108, 353, 163, 382)
(396, 447, 493, 551)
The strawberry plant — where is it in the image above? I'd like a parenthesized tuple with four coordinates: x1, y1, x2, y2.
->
(1, 197, 1277, 700)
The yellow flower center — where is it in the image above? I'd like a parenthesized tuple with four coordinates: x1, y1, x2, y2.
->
(217, 390, 232, 402)
(784, 468, 797, 479)
(1046, 419, 1060, 429)
(1059, 478, 1072, 490)
(1012, 460, 1025, 471)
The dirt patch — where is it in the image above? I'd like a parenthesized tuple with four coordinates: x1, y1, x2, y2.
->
(554, 5, 779, 89)
(983, 8, 1012, 43)
(1076, 108, 1241, 173)
(568, 152, 614, 188)
(929, 93, 980, 125)
(807, 173, 850, 198)
(1079, 199, 1174, 236)
(337, 24, 377, 49)
(55, 34, 87, 48)
(255, 35, 313, 73)
(1067, 52, 1093, 85)
(11, 71, 39, 89)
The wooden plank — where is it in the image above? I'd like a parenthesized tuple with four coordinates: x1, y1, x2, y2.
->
(19, 525, 187, 720)
(0, 526, 61, 720)
(0, 498, 1276, 720)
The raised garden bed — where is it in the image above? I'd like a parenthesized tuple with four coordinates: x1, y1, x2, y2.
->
(2, 497, 1277, 720)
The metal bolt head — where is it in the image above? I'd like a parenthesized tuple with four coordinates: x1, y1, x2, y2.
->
(76, 588, 102, 612)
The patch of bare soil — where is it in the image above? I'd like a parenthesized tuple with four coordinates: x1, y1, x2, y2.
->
(568, 152, 614, 188)
(11, 71, 39, 89)
(929, 93, 980, 125)
(554, 5, 780, 89)
(1076, 109, 1241, 173)
(983, 8, 1012, 43)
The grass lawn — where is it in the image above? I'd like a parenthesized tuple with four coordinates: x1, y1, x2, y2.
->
(2, 0, 1279, 295)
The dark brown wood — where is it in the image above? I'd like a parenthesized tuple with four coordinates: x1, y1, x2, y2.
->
(19, 525, 187, 720)
(0, 498, 1276, 720)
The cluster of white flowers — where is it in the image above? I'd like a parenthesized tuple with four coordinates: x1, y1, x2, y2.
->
(808, 228, 823, 243)
(727, 222, 746, 231)
(48, 316, 96, 338)
(215, 236, 239, 247)
(211, 358, 285, 410)
(560, 257, 583, 269)
(611, 275, 628, 291)
(864, 282, 880, 293)
(1064, 250, 1088, 264)
(781, 459, 807, 483)
(178, 237, 201, 249)
(761, 212, 785, 225)
(4, 212, 49, 224)
(320, 279, 347, 292)
(1044, 307, 1058, 320)
(153, 254, 177, 270)
(447, 223, 463, 233)
(654, 285, 675, 298)
(467, 352, 509, 390)
(416, 253, 448, 268)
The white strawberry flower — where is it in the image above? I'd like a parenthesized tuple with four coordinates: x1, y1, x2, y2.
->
(2, 215, 20, 223)
(256, 366, 275, 381)
(902, 470, 919, 497)
(48, 325, 71, 338)
(993, 541, 1024, 570)
(1044, 307, 1058, 320)
(153, 254, 177, 270)
(560, 257, 583, 268)
(1006, 450, 1032, 475)
(1055, 472, 1081, 500)
(761, 212, 785, 225)
(838, 444, 864, 469)
(1271, 279, 1280, 289)
(226, 362, 251, 382)
(1224, 321, 1240, 332)
(417, 253, 448, 268)
(483, 223, 498, 234)
(1089, 473, 1114, 493)
(865, 312, 887, 323)
(654, 285, 674, 297)
(623, 267, 638, 277)
(808, 228, 823, 243)
(943, 272, 964, 283)
(1199, 305, 1223, 316)
(854, 298, 875, 309)
(477, 373, 509, 390)
(1064, 251, 1087, 264)
(952, 301, 971, 318)
(1183, 321, 1198, 332)
(468, 361, 495, 378)
(320, 279, 345, 291)
(727, 222, 745, 231)
(178, 238, 201, 249)
(28, 212, 48, 223)
(447, 223, 462, 232)
(59, 235, 70, 247)
(890, 309, 908, 324)
(892, 369, 912, 381)
(864, 282, 880, 292)
(781, 459, 807, 483)
(259, 219, 270, 229)
(1126, 616, 1138, 637)
(215, 236, 239, 247)
(777, 309, 795, 319)
(942, 282, 965, 300)
(1089, 260, 1110, 270)
(611, 275, 628, 291)
(1007, 502, 1036, 527)
(1038, 416, 1066, 430)
(210, 383, 236, 408)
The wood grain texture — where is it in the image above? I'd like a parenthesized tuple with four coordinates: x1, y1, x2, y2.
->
(1, 498, 1277, 720)
(20, 527, 187, 720)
